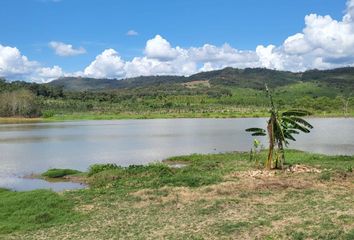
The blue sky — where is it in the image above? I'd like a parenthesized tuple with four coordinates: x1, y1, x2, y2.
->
(0, 0, 353, 82)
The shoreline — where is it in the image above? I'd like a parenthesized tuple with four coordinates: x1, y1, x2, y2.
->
(1, 112, 353, 123)
(13, 149, 354, 193)
(1, 150, 353, 239)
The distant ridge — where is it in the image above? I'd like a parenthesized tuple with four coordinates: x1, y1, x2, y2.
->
(48, 67, 354, 91)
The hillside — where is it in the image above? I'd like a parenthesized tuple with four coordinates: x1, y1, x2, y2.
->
(48, 67, 354, 92)
(49, 75, 187, 91)
(1, 67, 353, 120)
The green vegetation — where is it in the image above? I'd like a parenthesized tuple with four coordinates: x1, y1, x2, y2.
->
(1, 67, 354, 120)
(0, 188, 80, 234)
(2, 150, 353, 239)
(41, 169, 82, 178)
(0, 89, 41, 117)
(246, 85, 313, 169)
(87, 163, 120, 176)
(249, 138, 263, 168)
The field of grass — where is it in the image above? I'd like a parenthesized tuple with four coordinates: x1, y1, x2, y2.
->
(1, 108, 353, 124)
(1, 150, 353, 239)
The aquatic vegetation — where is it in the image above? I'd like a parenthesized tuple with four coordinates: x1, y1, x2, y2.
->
(41, 168, 81, 178)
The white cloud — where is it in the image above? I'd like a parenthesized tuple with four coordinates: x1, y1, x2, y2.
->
(271, 0, 354, 71)
(84, 49, 125, 78)
(124, 56, 196, 77)
(345, 0, 354, 22)
(126, 30, 138, 36)
(49, 41, 86, 56)
(34, 66, 64, 82)
(283, 33, 312, 55)
(189, 44, 259, 70)
(144, 35, 180, 61)
(83, 35, 260, 79)
(0, 44, 38, 78)
(81, 0, 354, 79)
(0, 44, 64, 82)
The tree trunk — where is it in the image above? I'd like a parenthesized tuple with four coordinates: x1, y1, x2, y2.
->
(276, 140, 285, 169)
(344, 99, 349, 118)
(266, 117, 275, 169)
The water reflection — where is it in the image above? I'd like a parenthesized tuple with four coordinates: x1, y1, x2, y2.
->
(1, 176, 85, 192)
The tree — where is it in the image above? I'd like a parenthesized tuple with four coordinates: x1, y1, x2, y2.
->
(336, 93, 352, 118)
(245, 85, 313, 169)
(0, 89, 41, 117)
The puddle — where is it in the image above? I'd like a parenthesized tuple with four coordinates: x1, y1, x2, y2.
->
(0, 176, 86, 192)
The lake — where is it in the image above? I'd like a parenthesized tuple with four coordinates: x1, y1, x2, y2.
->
(0, 118, 353, 191)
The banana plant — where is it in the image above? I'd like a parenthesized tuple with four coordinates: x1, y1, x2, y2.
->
(246, 84, 313, 169)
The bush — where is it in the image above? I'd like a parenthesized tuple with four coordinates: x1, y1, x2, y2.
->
(88, 163, 121, 176)
(41, 168, 81, 178)
(318, 171, 331, 181)
(42, 110, 55, 118)
(0, 89, 41, 117)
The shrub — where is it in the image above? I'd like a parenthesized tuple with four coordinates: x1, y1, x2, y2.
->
(42, 110, 55, 118)
(318, 171, 331, 181)
(0, 89, 41, 117)
(41, 168, 81, 178)
(88, 163, 121, 176)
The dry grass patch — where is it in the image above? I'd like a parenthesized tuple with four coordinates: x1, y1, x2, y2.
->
(182, 80, 211, 89)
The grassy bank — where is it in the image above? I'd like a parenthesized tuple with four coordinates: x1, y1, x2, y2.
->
(1, 110, 353, 123)
(1, 150, 353, 239)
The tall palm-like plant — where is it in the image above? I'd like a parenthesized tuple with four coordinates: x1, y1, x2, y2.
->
(246, 85, 313, 169)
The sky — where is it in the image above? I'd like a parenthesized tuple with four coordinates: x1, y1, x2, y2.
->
(0, 0, 353, 82)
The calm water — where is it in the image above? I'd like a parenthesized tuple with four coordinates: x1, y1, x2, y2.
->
(0, 118, 353, 191)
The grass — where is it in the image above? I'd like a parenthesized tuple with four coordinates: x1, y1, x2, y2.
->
(1, 110, 353, 123)
(1, 150, 354, 239)
(1, 108, 354, 124)
(0, 188, 81, 234)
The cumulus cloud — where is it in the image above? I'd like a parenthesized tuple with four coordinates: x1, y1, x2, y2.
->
(34, 66, 64, 82)
(270, 0, 354, 71)
(189, 44, 259, 69)
(49, 41, 86, 56)
(126, 30, 138, 36)
(84, 49, 125, 78)
(81, 0, 354, 79)
(144, 35, 182, 61)
(83, 0, 354, 79)
(0, 44, 64, 82)
(0, 44, 38, 78)
(85, 35, 260, 79)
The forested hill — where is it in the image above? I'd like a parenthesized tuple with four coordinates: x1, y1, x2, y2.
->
(49, 75, 188, 91)
(1, 67, 354, 118)
(48, 67, 354, 91)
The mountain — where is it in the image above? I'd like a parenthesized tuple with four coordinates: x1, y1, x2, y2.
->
(48, 67, 354, 91)
(49, 76, 187, 91)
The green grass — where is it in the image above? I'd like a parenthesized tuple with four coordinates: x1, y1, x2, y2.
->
(2, 150, 354, 239)
(87, 160, 229, 190)
(41, 168, 82, 178)
(43, 109, 270, 121)
(274, 81, 338, 100)
(285, 149, 354, 170)
(0, 188, 81, 234)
